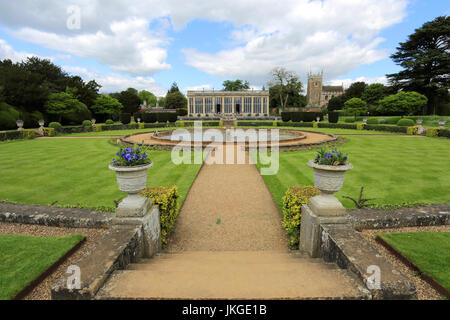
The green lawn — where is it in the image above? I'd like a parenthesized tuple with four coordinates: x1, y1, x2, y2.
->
(0, 138, 202, 211)
(377, 232, 450, 293)
(0, 234, 84, 300)
(278, 126, 402, 135)
(63, 126, 220, 137)
(254, 135, 450, 209)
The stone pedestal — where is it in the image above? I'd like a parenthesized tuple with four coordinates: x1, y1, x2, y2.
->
(300, 195, 349, 258)
(113, 198, 161, 258)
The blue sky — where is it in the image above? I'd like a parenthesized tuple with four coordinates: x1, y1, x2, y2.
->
(0, 0, 447, 95)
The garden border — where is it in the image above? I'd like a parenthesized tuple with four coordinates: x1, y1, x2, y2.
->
(12, 236, 86, 300)
(376, 236, 450, 299)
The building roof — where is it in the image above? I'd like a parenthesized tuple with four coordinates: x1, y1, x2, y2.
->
(187, 90, 268, 97)
(322, 86, 343, 92)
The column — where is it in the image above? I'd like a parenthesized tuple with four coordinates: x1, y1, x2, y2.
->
(251, 96, 254, 115)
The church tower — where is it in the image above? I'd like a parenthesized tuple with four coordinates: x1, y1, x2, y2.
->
(306, 72, 323, 106)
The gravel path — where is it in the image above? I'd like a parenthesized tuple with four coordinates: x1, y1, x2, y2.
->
(166, 145, 288, 252)
(360, 225, 450, 300)
(0, 223, 109, 300)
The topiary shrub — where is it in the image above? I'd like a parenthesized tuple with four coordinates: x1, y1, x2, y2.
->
(282, 186, 321, 249)
(357, 123, 365, 130)
(407, 126, 418, 135)
(328, 111, 339, 123)
(426, 127, 440, 137)
(141, 186, 180, 246)
(21, 129, 36, 139)
(43, 128, 55, 136)
(105, 119, 114, 125)
(49, 122, 62, 129)
(120, 113, 131, 125)
(366, 118, 379, 125)
(313, 121, 319, 128)
(168, 112, 178, 123)
(397, 118, 415, 127)
(82, 120, 92, 127)
(385, 117, 401, 124)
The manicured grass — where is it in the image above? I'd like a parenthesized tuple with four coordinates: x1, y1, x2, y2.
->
(278, 127, 402, 135)
(0, 138, 202, 211)
(0, 234, 84, 300)
(255, 135, 450, 209)
(377, 232, 450, 293)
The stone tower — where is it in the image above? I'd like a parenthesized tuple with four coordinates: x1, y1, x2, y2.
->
(306, 72, 323, 106)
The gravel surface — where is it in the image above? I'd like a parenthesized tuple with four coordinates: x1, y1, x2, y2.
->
(0, 222, 109, 300)
(360, 225, 450, 300)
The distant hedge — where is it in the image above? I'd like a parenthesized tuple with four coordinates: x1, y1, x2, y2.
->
(120, 113, 131, 125)
(281, 112, 323, 122)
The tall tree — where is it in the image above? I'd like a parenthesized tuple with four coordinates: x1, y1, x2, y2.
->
(327, 95, 345, 111)
(138, 90, 157, 107)
(269, 81, 306, 109)
(268, 67, 299, 111)
(387, 16, 450, 114)
(344, 81, 367, 100)
(222, 80, 250, 91)
(165, 91, 187, 109)
(45, 89, 86, 122)
(91, 95, 123, 115)
(168, 82, 180, 94)
(361, 83, 391, 106)
(344, 98, 367, 120)
(118, 88, 141, 114)
(377, 91, 428, 115)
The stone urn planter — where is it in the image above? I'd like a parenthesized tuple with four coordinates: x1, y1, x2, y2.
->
(307, 160, 353, 195)
(109, 162, 153, 217)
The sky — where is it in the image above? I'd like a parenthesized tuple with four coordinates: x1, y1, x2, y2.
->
(0, 0, 447, 96)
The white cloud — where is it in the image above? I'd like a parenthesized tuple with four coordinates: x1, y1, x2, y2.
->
(62, 65, 167, 96)
(0, 39, 38, 62)
(182, 84, 213, 93)
(12, 18, 171, 76)
(0, 0, 409, 83)
(328, 76, 388, 88)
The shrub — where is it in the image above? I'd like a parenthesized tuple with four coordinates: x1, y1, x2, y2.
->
(385, 117, 401, 124)
(282, 186, 321, 249)
(328, 112, 339, 123)
(439, 128, 450, 138)
(49, 122, 62, 129)
(364, 125, 407, 133)
(313, 122, 319, 128)
(142, 113, 157, 123)
(397, 118, 415, 127)
(168, 112, 178, 123)
(281, 112, 291, 122)
(176, 108, 187, 116)
(120, 113, 131, 124)
(21, 129, 35, 139)
(344, 118, 355, 123)
(407, 126, 418, 135)
(0, 130, 22, 141)
(82, 120, 92, 127)
(43, 128, 55, 136)
(141, 186, 180, 246)
(291, 112, 302, 122)
(366, 118, 379, 125)
(357, 123, 364, 130)
(426, 128, 440, 137)
(105, 119, 114, 125)
(156, 112, 172, 123)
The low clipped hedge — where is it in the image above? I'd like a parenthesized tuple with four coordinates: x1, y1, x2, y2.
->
(407, 126, 418, 135)
(0, 129, 35, 141)
(397, 118, 415, 127)
(426, 128, 440, 137)
(141, 186, 180, 247)
(363, 125, 407, 133)
(281, 112, 323, 122)
(43, 128, 55, 136)
(280, 122, 314, 128)
(366, 118, 379, 125)
(439, 128, 450, 138)
(282, 186, 321, 249)
(318, 123, 357, 130)
(105, 119, 114, 125)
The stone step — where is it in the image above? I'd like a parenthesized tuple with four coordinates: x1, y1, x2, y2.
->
(96, 251, 364, 300)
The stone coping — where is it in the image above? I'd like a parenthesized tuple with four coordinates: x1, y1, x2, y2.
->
(349, 203, 450, 231)
(51, 225, 142, 300)
(320, 223, 417, 299)
(0, 202, 113, 229)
